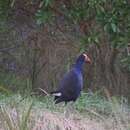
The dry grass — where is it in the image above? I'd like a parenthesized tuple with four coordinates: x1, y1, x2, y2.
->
(0, 107, 112, 130)
(0, 94, 130, 130)
(30, 109, 105, 130)
(0, 106, 129, 130)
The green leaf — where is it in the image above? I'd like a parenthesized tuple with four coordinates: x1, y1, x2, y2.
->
(35, 9, 53, 24)
(111, 23, 117, 32)
(44, 0, 53, 7)
(95, 37, 99, 43)
(104, 24, 109, 32)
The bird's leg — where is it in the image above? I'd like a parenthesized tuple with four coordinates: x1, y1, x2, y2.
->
(69, 102, 79, 119)
(69, 101, 75, 111)
(64, 102, 71, 118)
(69, 102, 76, 115)
(64, 102, 75, 118)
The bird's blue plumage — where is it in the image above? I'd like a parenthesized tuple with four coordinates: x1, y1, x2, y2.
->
(51, 54, 90, 104)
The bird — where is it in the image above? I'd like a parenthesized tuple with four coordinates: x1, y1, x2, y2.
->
(51, 53, 91, 104)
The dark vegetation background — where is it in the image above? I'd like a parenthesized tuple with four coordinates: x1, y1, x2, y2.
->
(0, 0, 130, 98)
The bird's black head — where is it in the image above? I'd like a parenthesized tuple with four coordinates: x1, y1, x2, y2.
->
(76, 53, 91, 64)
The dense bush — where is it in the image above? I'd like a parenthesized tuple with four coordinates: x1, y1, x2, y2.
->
(0, 0, 130, 70)
(35, 0, 130, 69)
(0, 0, 130, 95)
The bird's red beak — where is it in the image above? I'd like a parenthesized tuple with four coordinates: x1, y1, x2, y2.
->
(83, 54, 91, 64)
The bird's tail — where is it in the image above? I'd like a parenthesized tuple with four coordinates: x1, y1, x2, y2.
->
(38, 88, 62, 97)
(50, 91, 62, 103)
(50, 91, 62, 96)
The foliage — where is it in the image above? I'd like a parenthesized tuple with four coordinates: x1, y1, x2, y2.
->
(35, 0, 54, 25)
(74, 0, 130, 70)
(0, 0, 10, 20)
(35, 0, 130, 69)
(68, 0, 130, 47)
(0, 0, 130, 53)
(95, 0, 130, 48)
(121, 55, 130, 71)
(80, 31, 100, 48)
(0, 72, 30, 94)
(35, 9, 53, 25)
(0, 0, 130, 94)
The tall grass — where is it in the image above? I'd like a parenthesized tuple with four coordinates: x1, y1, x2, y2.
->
(0, 97, 33, 130)
(0, 92, 129, 130)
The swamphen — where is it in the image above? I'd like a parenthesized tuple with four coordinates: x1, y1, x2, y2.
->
(51, 53, 91, 104)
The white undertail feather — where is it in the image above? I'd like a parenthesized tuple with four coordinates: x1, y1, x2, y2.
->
(52, 92, 62, 96)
